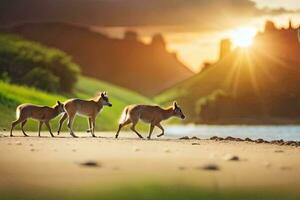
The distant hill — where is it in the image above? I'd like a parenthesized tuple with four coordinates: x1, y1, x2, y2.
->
(156, 21, 300, 124)
(7, 22, 194, 96)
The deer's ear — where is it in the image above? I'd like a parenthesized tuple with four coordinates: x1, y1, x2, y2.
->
(101, 92, 105, 97)
(173, 101, 178, 109)
(57, 101, 62, 105)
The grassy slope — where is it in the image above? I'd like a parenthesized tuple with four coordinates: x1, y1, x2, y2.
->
(2, 184, 300, 200)
(0, 76, 152, 133)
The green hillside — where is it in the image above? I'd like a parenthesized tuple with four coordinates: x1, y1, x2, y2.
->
(155, 48, 300, 124)
(0, 76, 152, 134)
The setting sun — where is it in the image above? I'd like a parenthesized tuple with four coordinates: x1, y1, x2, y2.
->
(231, 27, 257, 48)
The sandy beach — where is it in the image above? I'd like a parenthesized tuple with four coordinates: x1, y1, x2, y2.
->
(1, 131, 300, 199)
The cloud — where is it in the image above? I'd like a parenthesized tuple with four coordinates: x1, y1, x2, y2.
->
(0, 0, 298, 31)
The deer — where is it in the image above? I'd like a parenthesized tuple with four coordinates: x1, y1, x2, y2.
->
(10, 101, 65, 137)
(115, 101, 185, 140)
(57, 92, 112, 138)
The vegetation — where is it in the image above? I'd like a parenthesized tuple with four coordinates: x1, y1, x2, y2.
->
(2, 184, 300, 200)
(0, 76, 152, 132)
(156, 48, 300, 124)
(0, 33, 80, 93)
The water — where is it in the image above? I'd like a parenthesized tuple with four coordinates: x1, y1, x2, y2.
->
(165, 125, 300, 141)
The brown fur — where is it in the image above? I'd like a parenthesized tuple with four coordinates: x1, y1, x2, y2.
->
(10, 101, 64, 137)
(115, 102, 185, 139)
(57, 92, 112, 137)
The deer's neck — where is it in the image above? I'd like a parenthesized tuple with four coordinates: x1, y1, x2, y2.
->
(50, 107, 60, 119)
(162, 107, 174, 120)
(96, 100, 104, 110)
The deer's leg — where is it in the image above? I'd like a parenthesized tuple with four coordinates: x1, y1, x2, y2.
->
(90, 116, 96, 137)
(57, 113, 67, 135)
(156, 123, 165, 138)
(10, 117, 25, 137)
(45, 121, 54, 137)
(21, 120, 29, 137)
(38, 121, 43, 137)
(147, 124, 155, 140)
(67, 113, 77, 138)
(115, 119, 131, 139)
(86, 117, 92, 133)
(130, 120, 143, 139)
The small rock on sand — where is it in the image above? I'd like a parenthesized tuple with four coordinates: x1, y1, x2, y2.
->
(197, 164, 220, 171)
(72, 149, 77, 152)
(80, 161, 100, 168)
(191, 136, 200, 140)
(255, 139, 264, 143)
(179, 136, 189, 140)
(274, 150, 284, 153)
(15, 141, 22, 145)
(134, 147, 140, 152)
(263, 161, 271, 168)
(178, 166, 186, 171)
(30, 148, 35, 152)
(192, 143, 200, 145)
(280, 166, 291, 171)
(164, 148, 171, 153)
(223, 154, 240, 161)
(245, 138, 253, 142)
(29, 144, 34, 147)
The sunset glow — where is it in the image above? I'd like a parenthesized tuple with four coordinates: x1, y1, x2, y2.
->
(231, 27, 257, 48)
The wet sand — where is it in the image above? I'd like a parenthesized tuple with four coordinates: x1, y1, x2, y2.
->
(0, 131, 300, 193)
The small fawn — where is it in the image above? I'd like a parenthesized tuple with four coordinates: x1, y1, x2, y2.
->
(57, 92, 112, 138)
(115, 101, 185, 139)
(10, 101, 65, 137)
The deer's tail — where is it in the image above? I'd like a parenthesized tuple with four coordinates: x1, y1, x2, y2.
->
(16, 106, 21, 119)
(119, 107, 129, 124)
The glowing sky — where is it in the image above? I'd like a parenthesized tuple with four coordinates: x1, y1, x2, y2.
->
(1, 0, 300, 71)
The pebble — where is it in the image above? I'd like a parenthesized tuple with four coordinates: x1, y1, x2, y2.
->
(15, 141, 22, 145)
(192, 143, 200, 145)
(134, 147, 140, 152)
(72, 149, 77, 152)
(280, 166, 291, 171)
(179, 136, 189, 140)
(30, 148, 35, 152)
(178, 166, 186, 171)
(223, 154, 240, 161)
(198, 164, 220, 171)
(80, 161, 100, 167)
(164, 148, 171, 153)
(274, 150, 284, 153)
(263, 161, 271, 168)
